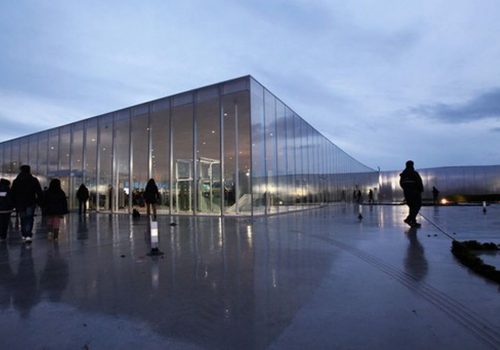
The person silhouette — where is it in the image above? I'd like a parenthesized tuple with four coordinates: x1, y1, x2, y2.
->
(400, 160, 424, 228)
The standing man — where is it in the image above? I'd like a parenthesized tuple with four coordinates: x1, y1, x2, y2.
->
(76, 184, 90, 215)
(399, 160, 424, 228)
(11, 165, 43, 243)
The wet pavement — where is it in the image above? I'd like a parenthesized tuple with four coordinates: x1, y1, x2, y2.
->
(0, 204, 499, 350)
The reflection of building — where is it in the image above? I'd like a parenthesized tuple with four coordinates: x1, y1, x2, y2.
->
(379, 165, 500, 202)
(0, 76, 377, 216)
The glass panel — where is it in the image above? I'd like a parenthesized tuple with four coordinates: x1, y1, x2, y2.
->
(38, 133, 48, 187)
(172, 96, 193, 214)
(71, 123, 84, 211)
(276, 100, 287, 212)
(98, 115, 113, 211)
(85, 119, 98, 210)
(285, 107, 296, 211)
(2, 143, 11, 178)
(151, 99, 170, 214)
(196, 87, 220, 214)
(11, 140, 19, 175)
(20, 139, 28, 168)
(113, 111, 130, 212)
(131, 107, 150, 213)
(264, 90, 277, 214)
(59, 126, 71, 202)
(28, 135, 38, 175)
(48, 130, 59, 178)
(250, 79, 265, 215)
(223, 90, 251, 215)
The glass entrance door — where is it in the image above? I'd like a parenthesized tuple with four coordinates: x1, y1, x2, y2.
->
(197, 157, 220, 214)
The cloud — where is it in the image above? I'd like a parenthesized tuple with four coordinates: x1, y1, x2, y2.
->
(491, 127, 500, 133)
(411, 88, 500, 123)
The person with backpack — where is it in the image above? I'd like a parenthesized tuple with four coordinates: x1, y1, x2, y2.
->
(10, 165, 43, 243)
(44, 179, 69, 241)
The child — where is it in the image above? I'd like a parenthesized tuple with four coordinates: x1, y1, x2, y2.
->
(44, 179, 69, 240)
(0, 178, 13, 240)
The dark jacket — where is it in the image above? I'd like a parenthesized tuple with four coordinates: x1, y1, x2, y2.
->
(11, 172, 43, 211)
(399, 168, 424, 199)
(76, 185, 90, 202)
(44, 188, 69, 216)
(143, 181, 160, 204)
(0, 179, 13, 213)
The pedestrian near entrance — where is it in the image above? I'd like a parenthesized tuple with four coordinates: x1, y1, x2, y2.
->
(76, 184, 89, 215)
(399, 160, 424, 228)
(11, 165, 43, 243)
(0, 179, 14, 241)
(44, 179, 69, 241)
(143, 179, 160, 219)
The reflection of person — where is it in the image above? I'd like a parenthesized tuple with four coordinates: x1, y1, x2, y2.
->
(404, 228, 428, 281)
(40, 243, 68, 302)
(143, 179, 160, 219)
(77, 215, 88, 240)
(76, 184, 89, 215)
(0, 244, 14, 310)
(400, 160, 424, 228)
(432, 186, 440, 205)
(44, 179, 69, 241)
(0, 179, 14, 241)
(13, 244, 40, 318)
(11, 165, 43, 243)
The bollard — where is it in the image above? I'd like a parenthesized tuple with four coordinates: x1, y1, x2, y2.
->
(482, 201, 487, 214)
(148, 219, 164, 256)
(358, 204, 363, 220)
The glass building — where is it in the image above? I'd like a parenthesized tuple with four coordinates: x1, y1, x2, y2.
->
(0, 76, 377, 216)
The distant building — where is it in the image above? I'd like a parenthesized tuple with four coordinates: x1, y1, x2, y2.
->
(0, 76, 377, 216)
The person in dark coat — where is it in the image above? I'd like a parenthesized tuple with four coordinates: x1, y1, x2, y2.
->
(400, 160, 424, 228)
(76, 184, 89, 216)
(0, 179, 14, 240)
(44, 179, 69, 240)
(143, 179, 160, 219)
(10, 165, 43, 243)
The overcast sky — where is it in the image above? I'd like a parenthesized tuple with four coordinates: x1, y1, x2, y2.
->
(1, 0, 499, 171)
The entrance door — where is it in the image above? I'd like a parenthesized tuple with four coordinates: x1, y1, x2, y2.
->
(174, 159, 193, 213)
(197, 157, 220, 214)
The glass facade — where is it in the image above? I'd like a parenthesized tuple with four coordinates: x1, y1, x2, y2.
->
(0, 76, 377, 216)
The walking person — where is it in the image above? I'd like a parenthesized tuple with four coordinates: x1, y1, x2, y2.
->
(400, 160, 424, 228)
(76, 184, 89, 216)
(10, 165, 43, 243)
(0, 179, 14, 241)
(44, 179, 69, 241)
(143, 179, 160, 220)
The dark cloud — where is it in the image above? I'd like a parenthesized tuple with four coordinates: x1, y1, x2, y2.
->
(411, 88, 500, 123)
(491, 127, 500, 133)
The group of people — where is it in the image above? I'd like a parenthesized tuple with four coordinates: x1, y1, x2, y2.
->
(0, 165, 68, 242)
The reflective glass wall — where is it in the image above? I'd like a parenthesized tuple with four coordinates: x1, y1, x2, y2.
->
(250, 78, 377, 214)
(0, 76, 376, 216)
